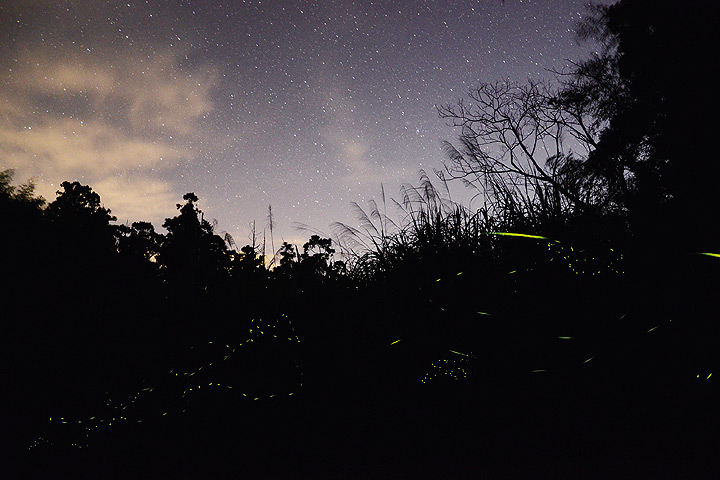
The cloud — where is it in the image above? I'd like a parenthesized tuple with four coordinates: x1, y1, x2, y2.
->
(311, 78, 411, 187)
(126, 59, 216, 136)
(0, 118, 186, 175)
(343, 141, 368, 161)
(5, 47, 217, 136)
(92, 176, 179, 226)
(0, 46, 218, 224)
(321, 129, 408, 186)
(31, 61, 117, 98)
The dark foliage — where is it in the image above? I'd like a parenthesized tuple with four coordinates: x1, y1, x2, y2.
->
(4, 2, 720, 477)
(558, 0, 720, 251)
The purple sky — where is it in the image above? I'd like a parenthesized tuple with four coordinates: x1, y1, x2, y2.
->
(1, 0, 613, 248)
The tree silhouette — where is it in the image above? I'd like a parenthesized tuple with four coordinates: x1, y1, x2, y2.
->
(45, 181, 117, 256)
(300, 235, 336, 276)
(274, 241, 299, 276)
(439, 0, 720, 252)
(159, 192, 229, 295)
(0, 169, 45, 213)
(437, 80, 620, 243)
(0, 169, 46, 274)
(46, 181, 115, 227)
(115, 221, 164, 262)
(558, 0, 720, 250)
(233, 244, 265, 273)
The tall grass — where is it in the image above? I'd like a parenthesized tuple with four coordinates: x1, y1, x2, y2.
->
(333, 170, 504, 282)
(331, 170, 719, 404)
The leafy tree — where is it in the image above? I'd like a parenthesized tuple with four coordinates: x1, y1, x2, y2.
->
(0, 169, 47, 328)
(46, 180, 116, 227)
(159, 192, 229, 294)
(274, 241, 299, 276)
(115, 221, 164, 262)
(0, 169, 46, 213)
(235, 244, 265, 272)
(300, 235, 336, 276)
(0, 169, 46, 258)
(558, 0, 720, 249)
(43, 181, 119, 265)
(227, 244, 268, 294)
(274, 236, 340, 279)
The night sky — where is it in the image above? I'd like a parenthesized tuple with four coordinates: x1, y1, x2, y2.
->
(1, 0, 612, 247)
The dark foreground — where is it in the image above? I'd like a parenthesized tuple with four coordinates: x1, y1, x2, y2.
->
(11, 366, 720, 480)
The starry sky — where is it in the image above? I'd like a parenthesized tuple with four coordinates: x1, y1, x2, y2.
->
(1, 0, 613, 248)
